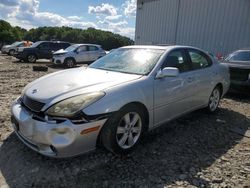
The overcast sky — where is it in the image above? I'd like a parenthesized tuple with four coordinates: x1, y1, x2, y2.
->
(0, 0, 137, 39)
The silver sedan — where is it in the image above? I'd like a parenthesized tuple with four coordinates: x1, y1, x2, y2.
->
(11, 45, 230, 157)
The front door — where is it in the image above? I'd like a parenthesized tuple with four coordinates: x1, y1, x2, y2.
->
(37, 42, 51, 59)
(75, 45, 88, 62)
(153, 49, 197, 126)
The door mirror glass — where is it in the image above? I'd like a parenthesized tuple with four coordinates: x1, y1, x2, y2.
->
(156, 67, 179, 79)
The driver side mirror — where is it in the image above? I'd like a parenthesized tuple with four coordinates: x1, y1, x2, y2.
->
(156, 67, 179, 79)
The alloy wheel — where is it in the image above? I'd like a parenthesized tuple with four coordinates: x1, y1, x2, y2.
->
(116, 112, 142, 149)
(28, 55, 36, 63)
(66, 59, 74, 68)
(209, 88, 220, 112)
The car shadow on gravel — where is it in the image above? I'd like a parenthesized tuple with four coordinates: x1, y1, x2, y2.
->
(47, 64, 83, 70)
(225, 93, 250, 103)
(0, 108, 249, 187)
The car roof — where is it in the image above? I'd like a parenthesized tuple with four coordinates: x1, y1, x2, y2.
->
(37, 41, 70, 43)
(121, 45, 204, 51)
(77, 44, 101, 47)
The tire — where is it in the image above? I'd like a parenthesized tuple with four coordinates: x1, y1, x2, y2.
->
(206, 86, 221, 113)
(33, 66, 48, 72)
(100, 104, 146, 154)
(64, 58, 76, 68)
(9, 49, 15, 56)
(27, 54, 37, 63)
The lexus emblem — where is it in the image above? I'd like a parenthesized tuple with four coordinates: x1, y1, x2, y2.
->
(32, 89, 38, 94)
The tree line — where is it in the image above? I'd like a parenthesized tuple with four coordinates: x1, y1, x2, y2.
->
(0, 20, 134, 50)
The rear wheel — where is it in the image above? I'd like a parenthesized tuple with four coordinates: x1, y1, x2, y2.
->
(100, 104, 146, 154)
(27, 54, 37, 63)
(207, 86, 221, 112)
(64, 58, 76, 68)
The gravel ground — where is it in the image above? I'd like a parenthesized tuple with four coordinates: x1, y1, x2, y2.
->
(0, 54, 249, 188)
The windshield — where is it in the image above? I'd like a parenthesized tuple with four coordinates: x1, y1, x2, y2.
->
(65, 44, 80, 52)
(11, 41, 21, 46)
(30, 41, 43, 48)
(89, 48, 165, 75)
(226, 51, 250, 62)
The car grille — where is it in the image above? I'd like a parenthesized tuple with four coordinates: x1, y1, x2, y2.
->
(229, 67, 250, 81)
(21, 95, 45, 112)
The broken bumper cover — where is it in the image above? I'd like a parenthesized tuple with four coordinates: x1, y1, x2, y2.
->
(11, 100, 108, 158)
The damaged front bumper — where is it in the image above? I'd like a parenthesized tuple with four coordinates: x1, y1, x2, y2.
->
(11, 100, 108, 158)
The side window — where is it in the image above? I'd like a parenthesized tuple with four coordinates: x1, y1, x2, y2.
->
(163, 50, 190, 73)
(77, 46, 87, 53)
(188, 50, 212, 70)
(229, 51, 250, 62)
(88, 46, 98, 51)
(38, 42, 50, 49)
(17, 43, 25, 47)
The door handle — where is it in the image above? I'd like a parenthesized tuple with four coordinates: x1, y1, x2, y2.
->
(187, 77, 194, 83)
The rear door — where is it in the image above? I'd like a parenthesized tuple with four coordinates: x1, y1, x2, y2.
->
(153, 49, 196, 125)
(87, 45, 100, 61)
(187, 49, 214, 106)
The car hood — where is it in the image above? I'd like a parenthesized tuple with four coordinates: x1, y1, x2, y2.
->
(2, 45, 11, 49)
(225, 61, 250, 69)
(23, 67, 142, 102)
(23, 47, 36, 52)
(53, 49, 67, 55)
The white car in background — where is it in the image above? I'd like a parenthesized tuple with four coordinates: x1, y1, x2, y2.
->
(52, 44, 106, 68)
(1, 41, 32, 55)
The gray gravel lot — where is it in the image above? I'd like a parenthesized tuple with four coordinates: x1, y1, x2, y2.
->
(0, 54, 249, 188)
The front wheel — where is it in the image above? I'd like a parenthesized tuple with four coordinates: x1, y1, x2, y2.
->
(64, 58, 76, 68)
(27, 54, 37, 63)
(100, 104, 146, 154)
(207, 86, 221, 112)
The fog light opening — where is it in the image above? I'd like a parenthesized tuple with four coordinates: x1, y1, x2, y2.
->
(50, 145, 57, 154)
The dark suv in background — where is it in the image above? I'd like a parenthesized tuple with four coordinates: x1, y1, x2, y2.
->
(14, 41, 71, 63)
(223, 49, 250, 94)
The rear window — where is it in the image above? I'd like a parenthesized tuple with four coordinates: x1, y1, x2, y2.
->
(226, 51, 250, 62)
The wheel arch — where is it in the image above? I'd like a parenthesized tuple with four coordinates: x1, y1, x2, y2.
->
(96, 101, 150, 147)
(215, 83, 223, 97)
(64, 57, 76, 64)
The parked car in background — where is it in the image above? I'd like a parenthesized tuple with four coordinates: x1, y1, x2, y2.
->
(11, 45, 230, 157)
(222, 49, 250, 93)
(1, 41, 32, 55)
(14, 41, 71, 63)
(52, 44, 106, 68)
(16, 41, 33, 54)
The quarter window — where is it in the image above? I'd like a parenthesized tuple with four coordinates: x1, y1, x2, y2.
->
(188, 50, 212, 70)
(163, 50, 190, 73)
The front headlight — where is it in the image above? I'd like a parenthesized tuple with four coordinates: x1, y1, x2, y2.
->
(46, 92, 105, 117)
